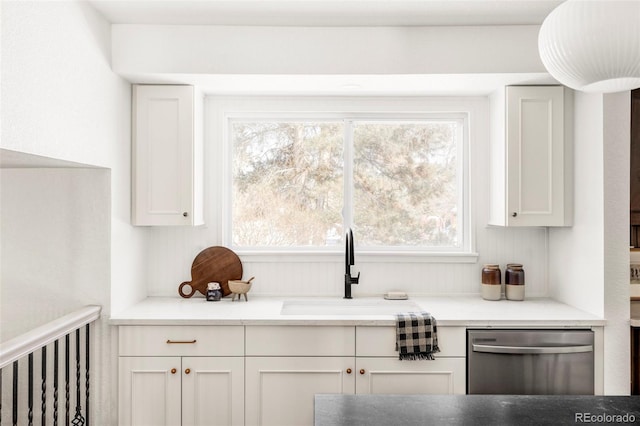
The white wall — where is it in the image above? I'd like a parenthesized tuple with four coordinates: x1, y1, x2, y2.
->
(1, 1, 147, 423)
(549, 93, 605, 316)
(0, 168, 110, 340)
(0, 168, 111, 421)
(1, 0, 147, 311)
(112, 24, 545, 76)
(549, 92, 631, 394)
(602, 92, 631, 395)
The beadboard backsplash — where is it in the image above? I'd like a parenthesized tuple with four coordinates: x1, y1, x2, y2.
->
(146, 225, 548, 298)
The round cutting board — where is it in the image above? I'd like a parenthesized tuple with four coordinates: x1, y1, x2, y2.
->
(178, 246, 243, 298)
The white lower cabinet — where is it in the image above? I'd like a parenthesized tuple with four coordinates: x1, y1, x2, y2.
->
(355, 357, 465, 395)
(245, 357, 355, 426)
(119, 356, 244, 426)
(244, 326, 356, 426)
(118, 326, 245, 426)
(182, 357, 245, 426)
(243, 325, 466, 426)
(118, 324, 466, 426)
(354, 326, 466, 395)
(119, 356, 181, 426)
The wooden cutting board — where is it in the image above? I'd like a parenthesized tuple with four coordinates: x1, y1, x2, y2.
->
(178, 246, 243, 298)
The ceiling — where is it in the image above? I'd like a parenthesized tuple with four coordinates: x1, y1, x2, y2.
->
(88, 0, 563, 27)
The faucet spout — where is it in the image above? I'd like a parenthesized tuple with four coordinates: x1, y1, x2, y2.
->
(344, 228, 360, 299)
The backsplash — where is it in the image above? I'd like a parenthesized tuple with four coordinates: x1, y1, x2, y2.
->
(146, 223, 548, 298)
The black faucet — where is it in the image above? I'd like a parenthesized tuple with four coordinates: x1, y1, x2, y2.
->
(344, 228, 360, 299)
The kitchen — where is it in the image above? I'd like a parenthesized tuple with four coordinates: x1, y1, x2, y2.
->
(0, 1, 637, 425)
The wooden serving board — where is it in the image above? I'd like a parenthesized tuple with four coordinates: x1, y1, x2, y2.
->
(179, 246, 243, 298)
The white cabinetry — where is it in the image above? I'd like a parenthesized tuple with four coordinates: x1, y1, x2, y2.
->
(132, 85, 204, 226)
(245, 326, 355, 426)
(356, 326, 466, 395)
(355, 357, 465, 395)
(118, 324, 466, 426)
(489, 85, 573, 226)
(118, 326, 244, 426)
(244, 325, 465, 426)
(245, 357, 355, 426)
(182, 357, 245, 426)
(118, 356, 182, 426)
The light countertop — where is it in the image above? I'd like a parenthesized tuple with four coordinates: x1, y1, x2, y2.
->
(110, 295, 605, 327)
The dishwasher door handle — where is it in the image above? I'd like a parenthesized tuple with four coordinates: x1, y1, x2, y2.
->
(472, 343, 593, 355)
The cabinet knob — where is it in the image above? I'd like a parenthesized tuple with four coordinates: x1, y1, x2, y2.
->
(171, 368, 177, 374)
(512, 212, 518, 217)
(346, 368, 352, 374)
(359, 369, 365, 375)
(185, 368, 191, 375)
(183, 212, 189, 217)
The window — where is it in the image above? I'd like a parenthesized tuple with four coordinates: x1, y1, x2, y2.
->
(351, 120, 463, 249)
(231, 120, 344, 247)
(221, 99, 471, 255)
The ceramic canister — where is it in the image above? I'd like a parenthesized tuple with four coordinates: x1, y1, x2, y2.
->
(505, 264, 525, 301)
(482, 264, 501, 284)
(481, 264, 501, 301)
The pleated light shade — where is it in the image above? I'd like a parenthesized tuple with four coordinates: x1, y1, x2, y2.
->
(538, 0, 640, 93)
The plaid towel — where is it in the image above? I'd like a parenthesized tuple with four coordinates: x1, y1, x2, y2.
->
(395, 312, 440, 360)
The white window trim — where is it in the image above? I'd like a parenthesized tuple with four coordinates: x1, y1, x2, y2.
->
(208, 96, 481, 263)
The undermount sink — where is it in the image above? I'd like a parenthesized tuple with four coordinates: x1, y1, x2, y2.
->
(280, 299, 421, 316)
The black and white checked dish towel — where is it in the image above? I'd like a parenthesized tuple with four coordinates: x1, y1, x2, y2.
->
(395, 312, 440, 360)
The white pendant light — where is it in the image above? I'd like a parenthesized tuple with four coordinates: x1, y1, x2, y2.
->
(538, 0, 640, 93)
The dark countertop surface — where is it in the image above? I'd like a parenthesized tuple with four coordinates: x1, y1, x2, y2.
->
(315, 394, 640, 426)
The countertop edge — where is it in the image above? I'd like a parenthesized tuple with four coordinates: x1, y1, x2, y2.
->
(108, 296, 607, 327)
(109, 318, 607, 327)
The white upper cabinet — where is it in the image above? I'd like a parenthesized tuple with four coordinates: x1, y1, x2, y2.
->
(132, 85, 204, 226)
(489, 85, 573, 227)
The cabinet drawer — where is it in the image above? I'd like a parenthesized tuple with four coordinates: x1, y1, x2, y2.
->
(119, 325, 244, 356)
(245, 326, 355, 356)
(356, 326, 466, 357)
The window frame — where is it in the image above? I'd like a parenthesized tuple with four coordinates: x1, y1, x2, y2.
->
(213, 96, 479, 263)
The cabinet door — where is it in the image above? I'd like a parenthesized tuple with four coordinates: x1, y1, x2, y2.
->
(132, 84, 203, 226)
(119, 356, 182, 426)
(355, 357, 465, 395)
(505, 85, 571, 226)
(182, 357, 245, 426)
(245, 357, 355, 426)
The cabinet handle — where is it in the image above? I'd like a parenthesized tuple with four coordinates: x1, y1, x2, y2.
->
(185, 368, 191, 375)
(512, 212, 518, 217)
(359, 369, 365, 375)
(171, 368, 177, 374)
(346, 368, 352, 374)
(183, 212, 189, 217)
(166, 339, 197, 344)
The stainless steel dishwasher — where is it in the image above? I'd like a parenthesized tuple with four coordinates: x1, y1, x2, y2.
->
(467, 329, 594, 395)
